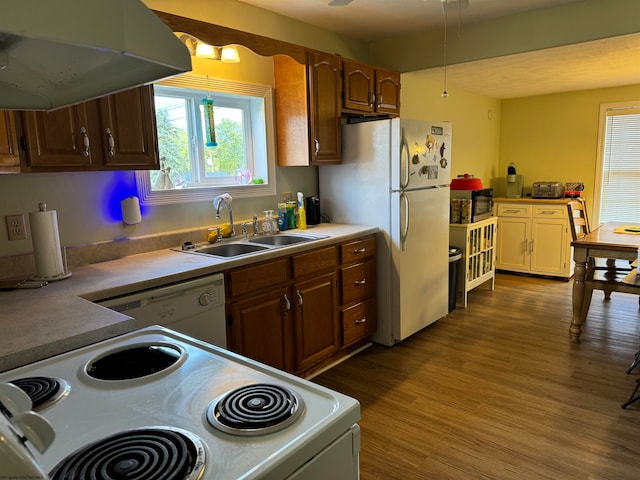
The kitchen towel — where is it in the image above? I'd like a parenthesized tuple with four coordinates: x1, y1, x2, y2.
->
(29, 203, 65, 279)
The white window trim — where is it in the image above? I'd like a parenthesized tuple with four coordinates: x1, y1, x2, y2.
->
(594, 100, 640, 225)
(136, 75, 277, 206)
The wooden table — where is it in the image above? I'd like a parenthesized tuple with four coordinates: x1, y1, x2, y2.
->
(570, 222, 640, 342)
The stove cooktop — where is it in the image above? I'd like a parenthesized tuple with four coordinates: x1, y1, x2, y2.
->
(0, 326, 360, 480)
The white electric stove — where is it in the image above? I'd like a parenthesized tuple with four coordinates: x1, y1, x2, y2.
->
(0, 326, 360, 479)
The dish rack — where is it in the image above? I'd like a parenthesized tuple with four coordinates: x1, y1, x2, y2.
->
(449, 217, 497, 307)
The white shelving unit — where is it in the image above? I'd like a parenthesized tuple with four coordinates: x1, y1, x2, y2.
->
(449, 217, 498, 308)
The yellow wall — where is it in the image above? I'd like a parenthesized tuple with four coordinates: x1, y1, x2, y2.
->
(401, 73, 502, 189)
(499, 84, 640, 214)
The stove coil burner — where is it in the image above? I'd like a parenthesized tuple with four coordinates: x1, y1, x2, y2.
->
(49, 427, 205, 480)
(207, 383, 305, 436)
(9, 376, 69, 410)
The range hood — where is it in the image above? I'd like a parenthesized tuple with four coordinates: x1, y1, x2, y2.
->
(0, 0, 192, 111)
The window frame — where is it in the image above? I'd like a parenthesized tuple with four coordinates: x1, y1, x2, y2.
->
(594, 100, 640, 225)
(136, 75, 277, 206)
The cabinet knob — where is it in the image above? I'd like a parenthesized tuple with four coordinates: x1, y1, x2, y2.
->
(355, 317, 367, 325)
(314, 138, 320, 156)
(354, 247, 366, 254)
(354, 278, 366, 286)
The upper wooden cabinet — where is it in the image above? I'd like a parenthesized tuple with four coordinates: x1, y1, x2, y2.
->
(15, 86, 159, 172)
(342, 59, 401, 116)
(274, 51, 342, 166)
(0, 111, 20, 172)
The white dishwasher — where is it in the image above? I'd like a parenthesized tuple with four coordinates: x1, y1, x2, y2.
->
(98, 273, 227, 348)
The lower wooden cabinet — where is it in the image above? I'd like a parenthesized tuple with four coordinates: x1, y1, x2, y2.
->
(293, 272, 338, 372)
(338, 236, 377, 347)
(226, 234, 376, 376)
(229, 286, 293, 371)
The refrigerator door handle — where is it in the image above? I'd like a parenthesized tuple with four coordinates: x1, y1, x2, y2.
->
(400, 127, 410, 190)
(400, 191, 409, 251)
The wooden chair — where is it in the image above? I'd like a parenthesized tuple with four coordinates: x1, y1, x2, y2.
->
(566, 199, 636, 319)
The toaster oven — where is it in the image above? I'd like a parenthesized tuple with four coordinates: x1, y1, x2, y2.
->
(532, 181, 564, 199)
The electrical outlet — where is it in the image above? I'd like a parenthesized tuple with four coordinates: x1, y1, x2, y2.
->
(6, 214, 27, 241)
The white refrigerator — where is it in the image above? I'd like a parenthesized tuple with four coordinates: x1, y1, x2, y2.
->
(319, 118, 451, 346)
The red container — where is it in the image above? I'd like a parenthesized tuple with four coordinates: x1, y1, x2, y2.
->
(450, 174, 483, 190)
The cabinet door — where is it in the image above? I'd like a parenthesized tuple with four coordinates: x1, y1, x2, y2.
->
(496, 217, 530, 272)
(98, 86, 158, 169)
(0, 111, 19, 170)
(375, 69, 401, 115)
(530, 218, 568, 275)
(342, 60, 374, 113)
(307, 51, 341, 165)
(293, 272, 338, 372)
(21, 104, 93, 168)
(229, 287, 293, 371)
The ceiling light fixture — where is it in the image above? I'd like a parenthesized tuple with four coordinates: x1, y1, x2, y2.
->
(178, 33, 240, 63)
(328, 0, 354, 6)
(220, 45, 240, 63)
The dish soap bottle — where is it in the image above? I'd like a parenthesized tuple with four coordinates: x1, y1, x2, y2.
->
(262, 210, 275, 235)
(297, 192, 307, 230)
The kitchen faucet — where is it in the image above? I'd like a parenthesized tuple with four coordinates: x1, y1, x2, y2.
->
(213, 193, 235, 237)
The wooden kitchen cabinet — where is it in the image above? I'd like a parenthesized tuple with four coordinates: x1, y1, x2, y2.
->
(274, 51, 341, 166)
(17, 85, 158, 172)
(495, 200, 573, 279)
(229, 286, 293, 371)
(226, 235, 376, 376)
(342, 59, 401, 116)
(338, 235, 377, 347)
(226, 245, 338, 375)
(0, 111, 20, 172)
(293, 272, 338, 372)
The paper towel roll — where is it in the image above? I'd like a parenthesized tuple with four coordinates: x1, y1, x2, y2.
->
(121, 196, 142, 225)
(29, 204, 65, 279)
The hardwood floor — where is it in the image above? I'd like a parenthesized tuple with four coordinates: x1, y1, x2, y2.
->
(313, 273, 640, 480)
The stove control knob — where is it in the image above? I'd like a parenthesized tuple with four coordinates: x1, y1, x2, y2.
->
(199, 292, 211, 306)
(0, 382, 32, 414)
(12, 411, 56, 453)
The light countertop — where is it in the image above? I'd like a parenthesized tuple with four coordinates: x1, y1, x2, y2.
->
(0, 223, 377, 373)
(494, 197, 575, 204)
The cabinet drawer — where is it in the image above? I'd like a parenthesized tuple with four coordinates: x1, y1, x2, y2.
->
(496, 203, 531, 217)
(341, 297, 377, 347)
(532, 204, 567, 219)
(340, 236, 376, 264)
(227, 258, 289, 297)
(292, 246, 337, 277)
(340, 259, 376, 305)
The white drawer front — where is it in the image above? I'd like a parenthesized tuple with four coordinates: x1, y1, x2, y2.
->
(532, 205, 567, 218)
(496, 203, 531, 217)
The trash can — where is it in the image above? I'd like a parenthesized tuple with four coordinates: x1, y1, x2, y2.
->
(448, 246, 462, 312)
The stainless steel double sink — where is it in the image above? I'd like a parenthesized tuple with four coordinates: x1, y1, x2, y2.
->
(175, 232, 328, 258)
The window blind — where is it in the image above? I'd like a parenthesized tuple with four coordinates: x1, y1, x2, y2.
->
(599, 107, 640, 223)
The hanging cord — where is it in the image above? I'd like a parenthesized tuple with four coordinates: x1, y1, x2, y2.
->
(442, 1, 449, 98)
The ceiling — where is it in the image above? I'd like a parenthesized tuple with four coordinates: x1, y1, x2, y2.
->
(235, 0, 640, 99)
